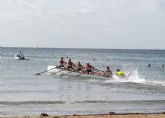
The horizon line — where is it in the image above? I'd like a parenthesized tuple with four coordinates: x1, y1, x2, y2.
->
(0, 46, 165, 50)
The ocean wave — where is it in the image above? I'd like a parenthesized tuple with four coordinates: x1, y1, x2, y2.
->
(1, 100, 165, 105)
(104, 79, 165, 87)
(0, 101, 65, 105)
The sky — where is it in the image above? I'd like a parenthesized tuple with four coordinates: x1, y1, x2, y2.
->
(0, 0, 165, 49)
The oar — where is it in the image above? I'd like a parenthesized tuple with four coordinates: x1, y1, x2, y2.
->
(125, 73, 132, 79)
(94, 68, 104, 72)
(60, 71, 73, 76)
(75, 72, 85, 77)
(34, 67, 56, 75)
(49, 69, 64, 76)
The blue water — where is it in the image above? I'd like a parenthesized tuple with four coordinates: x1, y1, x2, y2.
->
(0, 47, 165, 116)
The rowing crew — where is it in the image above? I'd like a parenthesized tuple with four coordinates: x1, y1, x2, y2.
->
(58, 57, 97, 74)
(57, 57, 125, 78)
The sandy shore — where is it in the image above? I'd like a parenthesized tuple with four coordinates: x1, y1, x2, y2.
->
(1, 113, 165, 118)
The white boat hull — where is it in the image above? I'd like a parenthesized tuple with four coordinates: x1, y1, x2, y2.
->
(47, 66, 112, 79)
(47, 65, 131, 80)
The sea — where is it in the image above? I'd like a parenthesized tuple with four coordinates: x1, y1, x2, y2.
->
(0, 47, 165, 116)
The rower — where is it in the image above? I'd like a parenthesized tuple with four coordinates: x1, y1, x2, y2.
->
(58, 57, 67, 68)
(67, 59, 75, 71)
(85, 63, 95, 74)
(76, 61, 85, 72)
(101, 66, 112, 77)
(116, 68, 125, 77)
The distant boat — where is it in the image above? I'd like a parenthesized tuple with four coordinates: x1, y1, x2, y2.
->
(14, 51, 29, 60)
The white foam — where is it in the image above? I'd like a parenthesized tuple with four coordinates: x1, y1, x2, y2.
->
(104, 70, 165, 86)
(103, 70, 165, 86)
(146, 80, 165, 86)
(126, 70, 146, 83)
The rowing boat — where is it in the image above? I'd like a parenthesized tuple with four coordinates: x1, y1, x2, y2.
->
(47, 65, 111, 79)
(47, 65, 131, 80)
(14, 55, 29, 60)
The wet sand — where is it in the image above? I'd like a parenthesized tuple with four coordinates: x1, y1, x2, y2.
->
(2, 113, 165, 118)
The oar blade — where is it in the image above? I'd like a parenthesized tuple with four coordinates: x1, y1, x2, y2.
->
(125, 73, 132, 79)
(34, 66, 56, 76)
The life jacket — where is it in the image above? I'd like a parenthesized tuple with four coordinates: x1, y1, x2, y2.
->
(116, 71, 124, 76)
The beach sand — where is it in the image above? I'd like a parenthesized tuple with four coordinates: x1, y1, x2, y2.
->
(2, 113, 165, 118)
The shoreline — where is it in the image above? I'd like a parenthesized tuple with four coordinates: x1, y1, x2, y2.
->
(1, 112, 165, 118)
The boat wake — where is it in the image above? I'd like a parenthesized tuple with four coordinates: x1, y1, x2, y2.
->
(48, 65, 165, 86)
(104, 70, 165, 86)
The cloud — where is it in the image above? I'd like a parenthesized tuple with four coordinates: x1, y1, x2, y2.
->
(0, 0, 98, 21)
(0, 0, 165, 49)
(137, 0, 161, 14)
